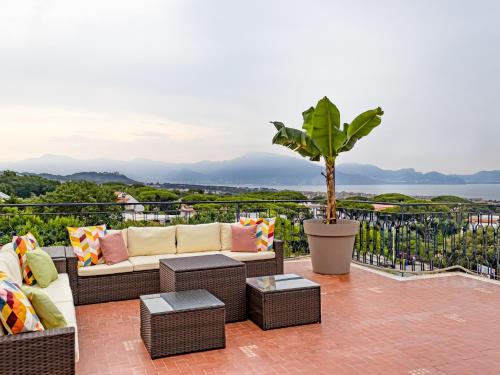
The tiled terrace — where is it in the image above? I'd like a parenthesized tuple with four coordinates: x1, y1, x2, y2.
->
(76, 260, 500, 375)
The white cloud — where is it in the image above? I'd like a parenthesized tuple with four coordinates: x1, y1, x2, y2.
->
(0, 0, 499, 173)
(0, 106, 222, 161)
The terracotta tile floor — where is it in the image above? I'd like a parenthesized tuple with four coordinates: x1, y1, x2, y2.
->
(76, 260, 500, 375)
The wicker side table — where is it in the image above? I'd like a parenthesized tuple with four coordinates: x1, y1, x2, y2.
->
(246, 273, 321, 330)
(140, 289, 225, 359)
(160, 254, 246, 322)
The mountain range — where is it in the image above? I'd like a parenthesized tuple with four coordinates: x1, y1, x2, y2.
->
(2, 153, 500, 186)
(29, 171, 139, 185)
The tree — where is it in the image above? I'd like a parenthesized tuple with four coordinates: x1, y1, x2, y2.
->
(34, 181, 121, 225)
(0, 171, 59, 198)
(271, 96, 383, 223)
(135, 189, 179, 202)
(39, 181, 116, 203)
(0, 183, 14, 196)
(181, 193, 218, 202)
(431, 195, 471, 203)
(374, 193, 414, 203)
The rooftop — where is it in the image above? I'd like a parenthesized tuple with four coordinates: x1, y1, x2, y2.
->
(76, 259, 500, 375)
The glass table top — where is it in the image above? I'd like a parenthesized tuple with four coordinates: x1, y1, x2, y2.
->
(141, 289, 224, 315)
(246, 273, 319, 293)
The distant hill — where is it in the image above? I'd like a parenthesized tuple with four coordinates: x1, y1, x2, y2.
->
(2, 153, 500, 185)
(25, 171, 140, 185)
(455, 170, 500, 184)
(339, 164, 465, 185)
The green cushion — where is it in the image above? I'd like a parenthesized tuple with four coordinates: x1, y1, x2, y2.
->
(21, 285, 67, 329)
(26, 248, 58, 288)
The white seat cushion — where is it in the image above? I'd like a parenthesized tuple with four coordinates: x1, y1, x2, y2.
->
(176, 223, 222, 253)
(127, 227, 176, 256)
(77, 260, 133, 277)
(55, 301, 77, 327)
(221, 250, 275, 262)
(0, 245, 23, 286)
(55, 301, 79, 362)
(129, 254, 177, 272)
(32, 273, 74, 303)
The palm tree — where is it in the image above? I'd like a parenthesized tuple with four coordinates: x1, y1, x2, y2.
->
(271, 96, 383, 224)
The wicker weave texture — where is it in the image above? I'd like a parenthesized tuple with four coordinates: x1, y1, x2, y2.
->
(78, 270, 159, 305)
(65, 248, 79, 304)
(274, 240, 284, 275)
(245, 260, 277, 278)
(52, 258, 67, 274)
(247, 286, 321, 330)
(160, 261, 246, 322)
(0, 327, 75, 375)
(140, 300, 225, 358)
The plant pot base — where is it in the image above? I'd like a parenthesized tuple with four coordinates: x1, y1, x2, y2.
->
(304, 219, 359, 275)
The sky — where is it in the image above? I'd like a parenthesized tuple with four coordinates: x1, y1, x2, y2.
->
(0, 0, 499, 174)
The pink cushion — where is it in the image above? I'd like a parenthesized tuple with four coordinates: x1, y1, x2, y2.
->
(231, 224, 258, 252)
(99, 232, 129, 265)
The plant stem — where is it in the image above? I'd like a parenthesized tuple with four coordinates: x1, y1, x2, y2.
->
(325, 159, 336, 224)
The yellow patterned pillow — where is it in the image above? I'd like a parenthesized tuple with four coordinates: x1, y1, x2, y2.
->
(12, 232, 39, 285)
(0, 272, 44, 334)
(239, 217, 276, 251)
(68, 225, 107, 267)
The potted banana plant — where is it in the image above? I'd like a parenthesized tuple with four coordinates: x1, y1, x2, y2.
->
(271, 97, 383, 274)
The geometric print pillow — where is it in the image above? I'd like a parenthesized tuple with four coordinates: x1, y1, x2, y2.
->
(68, 225, 107, 268)
(12, 232, 39, 285)
(0, 272, 44, 334)
(239, 217, 276, 251)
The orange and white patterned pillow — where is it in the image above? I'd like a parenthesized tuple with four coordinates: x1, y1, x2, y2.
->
(68, 225, 107, 268)
(12, 233, 39, 285)
(0, 272, 44, 334)
(239, 217, 276, 251)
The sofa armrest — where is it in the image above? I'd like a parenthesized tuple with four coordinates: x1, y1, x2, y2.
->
(42, 246, 67, 274)
(273, 240, 284, 274)
(0, 327, 75, 375)
(64, 247, 79, 305)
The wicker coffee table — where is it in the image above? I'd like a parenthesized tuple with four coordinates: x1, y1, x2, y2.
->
(160, 254, 246, 322)
(246, 273, 321, 330)
(140, 289, 225, 359)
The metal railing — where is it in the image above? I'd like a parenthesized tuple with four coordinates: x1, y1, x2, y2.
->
(1, 199, 499, 279)
(339, 203, 499, 278)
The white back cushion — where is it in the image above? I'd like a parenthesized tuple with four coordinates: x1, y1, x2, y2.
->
(220, 223, 232, 251)
(176, 223, 221, 253)
(0, 244, 23, 286)
(127, 227, 176, 256)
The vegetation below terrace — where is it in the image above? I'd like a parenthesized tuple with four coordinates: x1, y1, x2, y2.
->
(1, 171, 488, 213)
(0, 171, 498, 267)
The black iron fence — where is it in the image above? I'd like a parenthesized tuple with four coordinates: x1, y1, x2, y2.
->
(1, 199, 499, 279)
(340, 204, 499, 278)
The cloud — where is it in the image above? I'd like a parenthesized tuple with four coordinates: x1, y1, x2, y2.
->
(0, 106, 226, 161)
(0, 0, 499, 173)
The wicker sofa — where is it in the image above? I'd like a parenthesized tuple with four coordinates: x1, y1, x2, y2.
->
(65, 224, 284, 305)
(0, 245, 77, 375)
